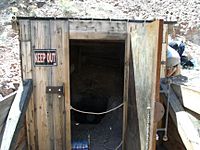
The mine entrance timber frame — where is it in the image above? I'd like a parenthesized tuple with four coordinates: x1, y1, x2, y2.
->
(17, 16, 175, 150)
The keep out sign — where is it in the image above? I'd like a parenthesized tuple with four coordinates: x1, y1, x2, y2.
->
(33, 49, 57, 66)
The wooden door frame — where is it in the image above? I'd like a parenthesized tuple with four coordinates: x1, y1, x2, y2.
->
(68, 37, 127, 149)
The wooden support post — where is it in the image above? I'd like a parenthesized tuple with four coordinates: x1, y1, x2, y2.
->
(149, 20, 163, 150)
(0, 92, 17, 144)
(63, 21, 71, 150)
(0, 80, 33, 150)
(122, 22, 130, 150)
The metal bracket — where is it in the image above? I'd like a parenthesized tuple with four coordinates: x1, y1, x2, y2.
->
(46, 86, 64, 95)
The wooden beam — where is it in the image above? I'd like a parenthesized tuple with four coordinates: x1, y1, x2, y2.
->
(63, 21, 71, 150)
(31, 20, 52, 150)
(70, 32, 127, 40)
(69, 20, 127, 33)
(0, 92, 16, 145)
(172, 84, 200, 115)
(160, 24, 168, 77)
(150, 19, 163, 150)
(0, 92, 16, 132)
(161, 82, 200, 150)
(0, 80, 33, 150)
(122, 22, 130, 150)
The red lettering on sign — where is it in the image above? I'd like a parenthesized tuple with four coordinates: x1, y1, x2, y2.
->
(47, 53, 56, 63)
(47, 53, 51, 63)
(35, 53, 46, 63)
(35, 53, 38, 62)
(52, 53, 56, 63)
(42, 53, 46, 62)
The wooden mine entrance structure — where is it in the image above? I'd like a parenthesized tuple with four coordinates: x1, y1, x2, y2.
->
(17, 17, 174, 150)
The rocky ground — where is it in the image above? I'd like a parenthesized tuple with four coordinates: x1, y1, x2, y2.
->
(0, 11, 20, 100)
(0, 0, 200, 98)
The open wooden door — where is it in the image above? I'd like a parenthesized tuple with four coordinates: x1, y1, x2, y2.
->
(124, 20, 163, 150)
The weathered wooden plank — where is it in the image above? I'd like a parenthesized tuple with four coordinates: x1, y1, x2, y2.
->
(0, 92, 16, 130)
(0, 80, 33, 150)
(20, 25, 35, 149)
(19, 19, 35, 150)
(31, 20, 51, 150)
(172, 84, 200, 115)
(14, 121, 27, 150)
(63, 20, 71, 150)
(124, 46, 141, 150)
(163, 24, 168, 44)
(70, 32, 127, 40)
(20, 42, 32, 80)
(161, 83, 200, 150)
(18, 20, 31, 41)
(150, 20, 163, 150)
(160, 24, 168, 78)
(160, 43, 167, 77)
(50, 20, 65, 150)
(25, 93, 36, 150)
(122, 22, 130, 150)
(130, 20, 162, 150)
(0, 92, 16, 146)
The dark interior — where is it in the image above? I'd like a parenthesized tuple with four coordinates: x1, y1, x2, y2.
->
(70, 40, 125, 149)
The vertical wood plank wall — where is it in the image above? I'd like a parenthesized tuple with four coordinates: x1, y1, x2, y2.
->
(20, 19, 71, 150)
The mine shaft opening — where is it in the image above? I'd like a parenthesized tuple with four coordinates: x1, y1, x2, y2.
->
(70, 40, 125, 149)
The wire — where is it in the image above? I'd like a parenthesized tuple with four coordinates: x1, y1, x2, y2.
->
(70, 102, 124, 115)
(115, 141, 123, 150)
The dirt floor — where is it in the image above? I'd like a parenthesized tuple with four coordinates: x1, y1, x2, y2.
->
(71, 96, 123, 150)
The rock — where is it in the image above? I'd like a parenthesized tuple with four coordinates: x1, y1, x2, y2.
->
(36, 2, 46, 8)
(10, 6, 19, 15)
(19, 3, 27, 9)
(13, 83, 19, 90)
(0, 69, 4, 77)
(27, 5, 37, 12)
(8, 0, 17, 5)
(0, 86, 14, 97)
(0, 93, 3, 99)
